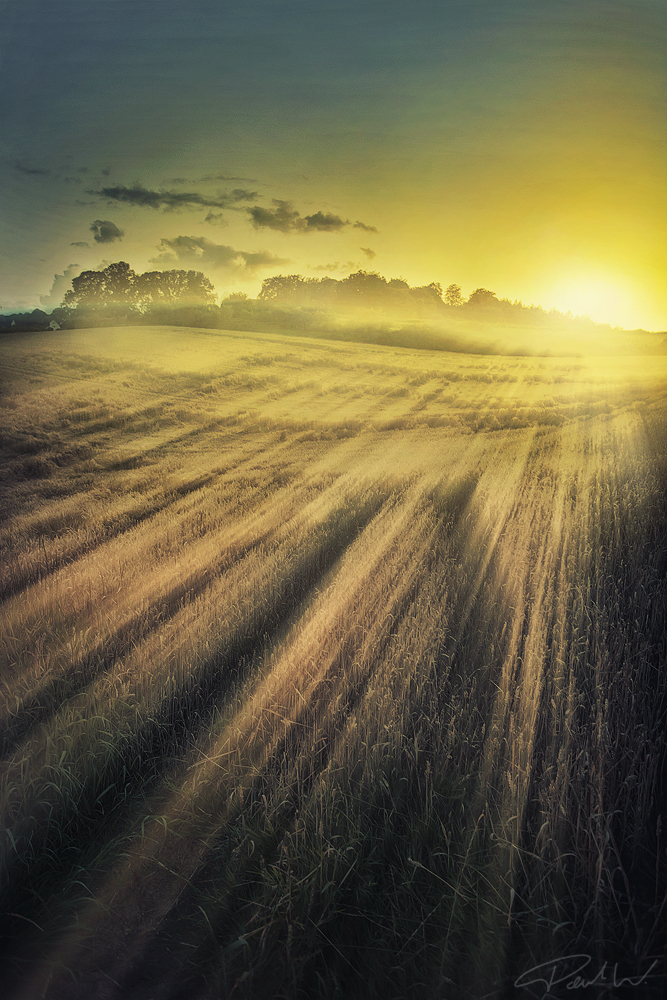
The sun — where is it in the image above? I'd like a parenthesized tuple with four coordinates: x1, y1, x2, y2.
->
(545, 267, 637, 329)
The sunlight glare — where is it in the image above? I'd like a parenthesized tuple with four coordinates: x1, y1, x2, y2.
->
(547, 269, 637, 329)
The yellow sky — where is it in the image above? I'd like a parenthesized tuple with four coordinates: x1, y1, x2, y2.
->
(1, 0, 665, 330)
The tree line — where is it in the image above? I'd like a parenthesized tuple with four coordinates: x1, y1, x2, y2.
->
(257, 273, 523, 310)
(0, 263, 217, 333)
(53, 262, 538, 316)
(254, 272, 571, 323)
(257, 271, 447, 308)
(256, 272, 510, 311)
(63, 261, 217, 308)
(1, 263, 614, 337)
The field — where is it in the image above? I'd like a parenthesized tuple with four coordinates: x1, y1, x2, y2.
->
(1, 324, 666, 999)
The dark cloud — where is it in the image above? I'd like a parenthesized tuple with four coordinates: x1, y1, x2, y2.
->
(101, 167, 111, 177)
(71, 241, 90, 248)
(353, 220, 378, 233)
(90, 219, 124, 244)
(248, 200, 350, 234)
(204, 211, 227, 226)
(40, 263, 83, 308)
(14, 161, 50, 175)
(247, 200, 302, 233)
(303, 211, 347, 232)
(231, 188, 259, 202)
(88, 184, 256, 212)
(200, 173, 259, 183)
(150, 236, 289, 274)
(360, 247, 376, 259)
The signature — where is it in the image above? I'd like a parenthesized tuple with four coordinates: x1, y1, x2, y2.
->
(515, 954, 660, 996)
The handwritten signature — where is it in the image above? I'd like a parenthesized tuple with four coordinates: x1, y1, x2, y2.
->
(515, 954, 660, 996)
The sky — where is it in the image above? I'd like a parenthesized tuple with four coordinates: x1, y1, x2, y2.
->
(1, 0, 665, 330)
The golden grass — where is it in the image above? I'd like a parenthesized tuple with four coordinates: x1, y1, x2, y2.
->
(0, 326, 665, 999)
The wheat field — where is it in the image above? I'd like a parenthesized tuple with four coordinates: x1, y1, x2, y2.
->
(0, 325, 665, 999)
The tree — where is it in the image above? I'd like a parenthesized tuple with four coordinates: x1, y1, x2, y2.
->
(258, 274, 311, 301)
(410, 282, 444, 305)
(466, 288, 499, 308)
(444, 283, 463, 307)
(63, 262, 216, 310)
(256, 270, 451, 313)
(135, 269, 216, 306)
(63, 262, 137, 307)
(63, 268, 111, 306)
(102, 261, 136, 301)
(340, 270, 388, 300)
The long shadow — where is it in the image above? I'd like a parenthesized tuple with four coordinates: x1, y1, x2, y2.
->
(502, 437, 667, 993)
(0, 465, 335, 756)
(62, 481, 488, 1000)
(0, 492, 390, 972)
(0, 526, 276, 757)
(0, 469, 225, 604)
(0, 436, 306, 603)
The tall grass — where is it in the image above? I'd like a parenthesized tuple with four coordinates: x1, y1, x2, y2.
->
(0, 329, 665, 998)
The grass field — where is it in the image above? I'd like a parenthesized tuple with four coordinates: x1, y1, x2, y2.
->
(1, 324, 666, 999)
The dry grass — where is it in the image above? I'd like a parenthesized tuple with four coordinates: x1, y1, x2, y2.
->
(0, 326, 665, 999)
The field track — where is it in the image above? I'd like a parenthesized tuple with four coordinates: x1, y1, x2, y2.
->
(1, 326, 666, 999)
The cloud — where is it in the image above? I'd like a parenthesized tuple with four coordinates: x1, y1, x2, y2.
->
(239, 249, 292, 271)
(204, 211, 228, 226)
(360, 247, 376, 259)
(353, 220, 378, 233)
(200, 173, 259, 184)
(150, 236, 289, 274)
(14, 161, 50, 175)
(39, 263, 83, 308)
(310, 261, 359, 273)
(303, 211, 347, 232)
(247, 200, 302, 233)
(71, 241, 90, 248)
(90, 219, 124, 244)
(88, 184, 257, 212)
(247, 200, 351, 234)
(229, 188, 259, 202)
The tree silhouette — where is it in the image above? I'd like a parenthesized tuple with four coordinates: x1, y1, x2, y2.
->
(258, 271, 446, 312)
(257, 274, 315, 301)
(101, 261, 136, 301)
(466, 287, 499, 308)
(135, 270, 216, 306)
(63, 267, 119, 306)
(411, 282, 444, 304)
(445, 283, 463, 307)
(63, 262, 216, 309)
